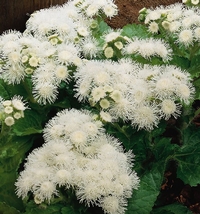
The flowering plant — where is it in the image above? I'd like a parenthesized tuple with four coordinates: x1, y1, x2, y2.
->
(0, 0, 200, 213)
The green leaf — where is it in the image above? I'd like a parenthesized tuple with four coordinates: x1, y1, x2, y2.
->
(0, 136, 33, 211)
(175, 125, 200, 186)
(126, 163, 165, 214)
(61, 206, 80, 214)
(0, 79, 10, 99)
(23, 202, 64, 214)
(152, 138, 178, 162)
(151, 203, 192, 214)
(0, 202, 20, 214)
(13, 110, 43, 136)
(122, 24, 150, 39)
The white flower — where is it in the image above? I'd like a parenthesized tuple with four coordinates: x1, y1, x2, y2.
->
(58, 50, 73, 63)
(13, 112, 22, 119)
(155, 77, 175, 98)
(77, 26, 90, 37)
(104, 47, 114, 58)
(29, 56, 39, 67)
(8, 51, 21, 63)
(176, 83, 195, 104)
(25, 68, 33, 75)
(12, 96, 26, 111)
(191, 0, 199, 5)
(4, 116, 15, 126)
(55, 66, 69, 82)
(100, 99, 110, 109)
(70, 130, 88, 149)
(104, 31, 121, 43)
(148, 22, 159, 34)
(178, 29, 193, 46)
(16, 108, 139, 213)
(33, 83, 58, 105)
(81, 37, 100, 58)
(94, 71, 110, 85)
(86, 4, 99, 17)
(110, 90, 122, 103)
(100, 111, 112, 122)
(114, 41, 123, 50)
(4, 106, 13, 114)
(91, 87, 106, 102)
(162, 21, 170, 30)
(34, 181, 57, 202)
(54, 169, 72, 187)
(103, 4, 118, 18)
(131, 105, 158, 130)
(2, 100, 12, 106)
(161, 99, 181, 120)
(169, 21, 181, 32)
(100, 196, 125, 214)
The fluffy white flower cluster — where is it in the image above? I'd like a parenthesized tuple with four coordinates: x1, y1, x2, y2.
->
(139, 3, 200, 46)
(24, 0, 114, 58)
(0, 31, 81, 104)
(75, 59, 195, 130)
(15, 109, 139, 214)
(0, 96, 27, 126)
(73, 0, 118, 18)
(101, 29, 129, 59)
(123, 38, 172, 62)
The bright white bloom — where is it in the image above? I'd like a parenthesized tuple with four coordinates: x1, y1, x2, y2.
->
(33, 83, 58, 105)
(29, 56, 39, 67)
(103, 4, 118, 18)
(178, 29, 193, 46)
(104, 47, 114, 58)
(80, 37, 100, 58)
(100, 99, 110, 109)
(75, 60, 194, 130)
(4, 116, 15, 126)
(4, 106, 13, 114)
(160, 99, 181, 120)
(55, 66, 69, 82)
(191, 0, 199, 5)
(100, 111, 112, 122)
(104, 30, 122, 43)
(16, 109, 139, 214)
(131, 105, 159, 130)
(124, 38, 172, 61)
(148, 22, 159, 34)
(12, 96, 26, 111)
(91, 87, 106, 102)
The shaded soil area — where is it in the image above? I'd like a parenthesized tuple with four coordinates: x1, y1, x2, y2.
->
(107, 0, 182, 28)
(0, 0, 182, 34)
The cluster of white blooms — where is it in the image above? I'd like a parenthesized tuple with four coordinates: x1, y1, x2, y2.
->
(182, 0, 200, 6)
(123, 38, 172, 62)
(15, 109, 139, 214)
(24, 0, 116, 58)
(73, 0, 118, 18)
(75, 59, 195, 130)
(0, 96, 27, 126)
(0, 32, 81, 104)
(139, 3, 200, 46)
(101, 29, 130, 59)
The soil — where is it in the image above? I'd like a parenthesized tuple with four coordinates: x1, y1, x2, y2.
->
(107, 0, 182, 28)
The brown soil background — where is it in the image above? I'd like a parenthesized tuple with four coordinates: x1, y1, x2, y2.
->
(0, 0, 181, 34)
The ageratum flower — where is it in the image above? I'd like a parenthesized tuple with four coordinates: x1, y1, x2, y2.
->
(15, 109, 139, 214)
